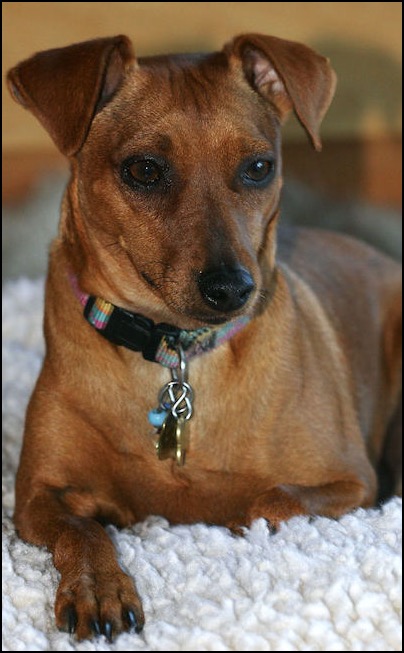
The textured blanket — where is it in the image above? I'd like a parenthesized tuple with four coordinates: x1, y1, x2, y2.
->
(2, 278, 402, 651)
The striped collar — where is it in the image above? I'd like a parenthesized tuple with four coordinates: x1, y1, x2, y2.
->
(70, 274, 250, 368)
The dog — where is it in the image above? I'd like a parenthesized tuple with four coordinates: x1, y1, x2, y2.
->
(7, 33, 402, 641)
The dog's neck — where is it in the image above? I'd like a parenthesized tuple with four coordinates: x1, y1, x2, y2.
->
(69, 273, 250, 368)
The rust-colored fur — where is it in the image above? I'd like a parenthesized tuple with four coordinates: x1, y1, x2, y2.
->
(7, 34, 402, 641)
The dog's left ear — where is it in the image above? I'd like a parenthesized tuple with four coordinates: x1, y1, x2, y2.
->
(225, 34, 337, 151)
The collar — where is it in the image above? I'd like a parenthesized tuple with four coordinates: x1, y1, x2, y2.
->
(69, 274, 250, 368)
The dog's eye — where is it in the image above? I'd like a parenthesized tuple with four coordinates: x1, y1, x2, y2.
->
(121, 158, 165, 189)
(240, 158, 276, 187)
(128, 160, 161, 186)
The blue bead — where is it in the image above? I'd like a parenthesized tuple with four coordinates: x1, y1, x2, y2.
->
(148, 409, 168, 428)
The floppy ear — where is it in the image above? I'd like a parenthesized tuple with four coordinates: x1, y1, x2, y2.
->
(7, 35, 135, 157)
(225, 33, 337, 151)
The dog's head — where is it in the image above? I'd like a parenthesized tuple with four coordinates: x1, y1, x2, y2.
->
(7, 34, 336, 327)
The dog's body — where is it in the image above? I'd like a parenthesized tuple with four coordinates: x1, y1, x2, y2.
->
(8, 34, 401, 640)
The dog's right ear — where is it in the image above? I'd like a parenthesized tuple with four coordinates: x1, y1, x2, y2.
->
(7, 36, 135, 157)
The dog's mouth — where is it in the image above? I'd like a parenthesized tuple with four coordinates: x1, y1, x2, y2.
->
(186, 312, 235, 326)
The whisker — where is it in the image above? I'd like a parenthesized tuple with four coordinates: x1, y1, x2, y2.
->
(104, 241, 120, 250)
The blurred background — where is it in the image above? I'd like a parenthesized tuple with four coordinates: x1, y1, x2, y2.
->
(2, 2, 402, 278)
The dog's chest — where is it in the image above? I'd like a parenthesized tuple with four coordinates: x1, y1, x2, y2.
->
(81, 350, 274, 521)
(112, 378, 294, 526)
(112, 346, 276, 471)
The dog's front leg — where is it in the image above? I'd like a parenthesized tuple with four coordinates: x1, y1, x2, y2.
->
(246, 475, 376, 530)
(14, 489, 144, 641)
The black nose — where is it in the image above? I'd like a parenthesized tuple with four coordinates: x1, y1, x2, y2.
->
(198, 266, 255, 313)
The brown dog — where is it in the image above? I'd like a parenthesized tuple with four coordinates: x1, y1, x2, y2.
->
(7, 34, 402, 641)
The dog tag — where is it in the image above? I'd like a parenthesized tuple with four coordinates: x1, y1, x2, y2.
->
(174, 416, 189, 467)
(156, 413, 188, 466)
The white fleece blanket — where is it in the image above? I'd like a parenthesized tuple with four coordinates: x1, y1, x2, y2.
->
(2, 278, 402, 652)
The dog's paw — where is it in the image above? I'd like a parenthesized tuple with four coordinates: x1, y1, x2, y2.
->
(246, 486, 306, 531)
(55, 566, 145, 641)
(225, 520, 248, 537)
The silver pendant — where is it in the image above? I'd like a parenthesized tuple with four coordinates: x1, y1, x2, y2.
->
(149, 345, 194, 465)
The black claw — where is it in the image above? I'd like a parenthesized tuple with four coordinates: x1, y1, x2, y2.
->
(125, 608, 142, 633)
(90, 618, 101, 636)
(267, 521, 278, 536)
(104, 621, 113, 643)
(66, 606, 78, 634)
(127, 609, 136, 629)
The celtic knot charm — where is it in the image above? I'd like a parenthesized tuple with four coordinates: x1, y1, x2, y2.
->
(148, 345, 194, 465)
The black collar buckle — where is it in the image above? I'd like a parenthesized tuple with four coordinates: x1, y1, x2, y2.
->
(84, 296, 181, 362)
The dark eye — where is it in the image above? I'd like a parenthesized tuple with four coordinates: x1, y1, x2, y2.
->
(240, 158, 276, 187)
(121, 158, 164, 189)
